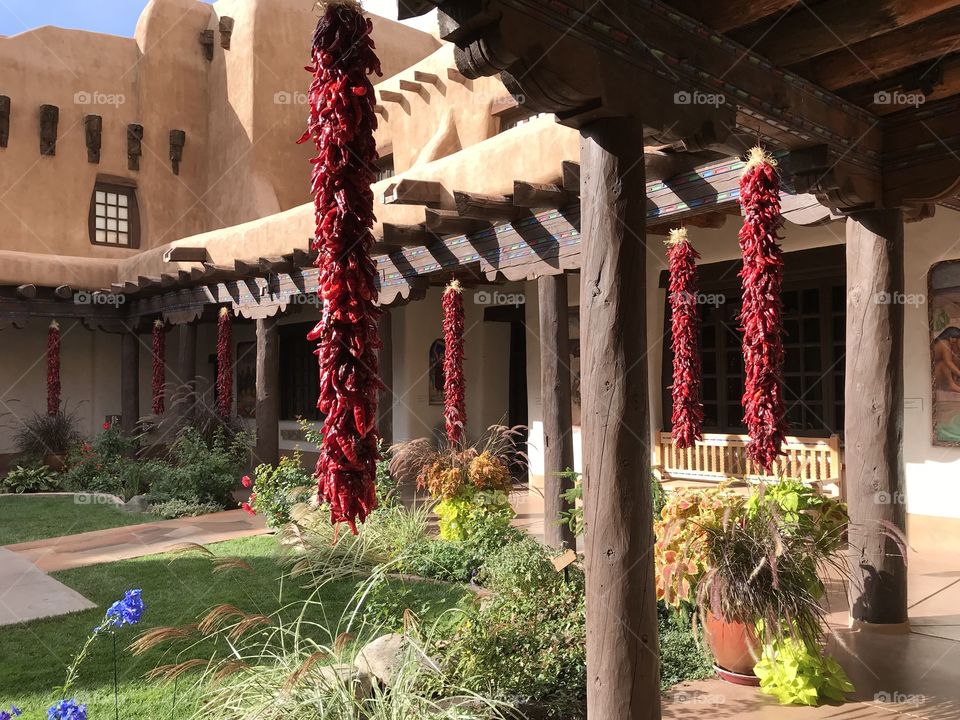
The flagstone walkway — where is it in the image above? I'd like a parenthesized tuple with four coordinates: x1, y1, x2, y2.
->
(0, 509, 268, 625)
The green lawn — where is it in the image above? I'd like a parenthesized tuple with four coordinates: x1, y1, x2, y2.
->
(0, 535, 469, 719)
(0, 495, 153, 546)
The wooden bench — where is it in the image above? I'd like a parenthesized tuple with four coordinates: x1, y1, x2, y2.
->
(654, 431, 843, 498)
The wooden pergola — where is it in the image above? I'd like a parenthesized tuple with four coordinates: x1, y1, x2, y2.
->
(383, 1, 960, 717)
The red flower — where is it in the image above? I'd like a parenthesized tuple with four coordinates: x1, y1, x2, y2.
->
(102, 422, 111, 430)
(300, 3, 383, 534)
(241, 475, 252, 488)
(241, 502, 255, 516)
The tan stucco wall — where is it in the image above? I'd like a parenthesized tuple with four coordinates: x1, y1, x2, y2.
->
(0, 0, 441, 286)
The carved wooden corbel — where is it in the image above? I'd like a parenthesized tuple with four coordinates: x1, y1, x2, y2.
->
(784, 145, 882, 214)
(127, 123, 143, 171)
(39, 104, 59, 156)
(200, 29, 215, 61)
(169, 129, 186, 175)
(84, 114, 102, 163)
(219, 17, 234, 49)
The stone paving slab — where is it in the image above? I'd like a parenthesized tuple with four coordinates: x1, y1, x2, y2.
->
(5, 510, 269, 573)
(0, 548, 95, 626)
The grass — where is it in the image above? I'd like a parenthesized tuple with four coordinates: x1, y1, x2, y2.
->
(0, 495, 153, 546)
(0, 534, 469, 719)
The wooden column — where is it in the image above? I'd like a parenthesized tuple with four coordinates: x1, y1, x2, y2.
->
(120, 330, 140, 437)
(176, 322, 197, 420)
(845, 209, 908, 625)
(377, 310, 394, 446)
(538, 273, 576, 550)
(255, 315, 280, 466)
(580, 118, 659, 719)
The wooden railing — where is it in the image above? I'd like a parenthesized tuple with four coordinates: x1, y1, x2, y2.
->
(654, 432, 843, 497)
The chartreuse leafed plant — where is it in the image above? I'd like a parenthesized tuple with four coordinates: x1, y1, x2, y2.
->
(753, 625, 853, 706)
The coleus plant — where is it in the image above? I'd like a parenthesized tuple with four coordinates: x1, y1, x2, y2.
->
(299, 0, 383, 532)
(215, 307, 233, 419)
(442, 279, 466, 445)
(666, 227, 704, 449)
(47, 320, 61, 415)
(738, 146, 788, 471)
(151, 320, 165, 415)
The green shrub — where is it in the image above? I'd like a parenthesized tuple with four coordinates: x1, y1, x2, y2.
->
(1, 464, 61, 494)
(148, 427, 250, 505)
(435, 489, 514, 542)
(63, 426, 146, 499)
(657, 605, 714, 689)
(249, 453, 314, 528)
(148, 498, 224, 519)
(10, 408, 81, 457)
(561, 470, 665, 538)
(400, 538, 481, 584)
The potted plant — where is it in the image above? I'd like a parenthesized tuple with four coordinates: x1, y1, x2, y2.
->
(9, 408, 82, 471)
(655, 479, 853, 703)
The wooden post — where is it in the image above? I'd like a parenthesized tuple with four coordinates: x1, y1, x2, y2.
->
(845, 209, 908, 625)
(176, 322, 197, 421)
(255, 315, 280, 466)
(120, 330, 140, 437)
(580, 118, 660, 719)
(538, 273, 576, 550)
(377, 310, 394, 446)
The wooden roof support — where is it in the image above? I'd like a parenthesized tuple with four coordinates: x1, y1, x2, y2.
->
(234, 259, 259, 276)
(446, 67, 470, 85)
(374, 104, 387, 118)
(562, 161, 580, 195)
(138, 276, 160, 290)
(666, 0, 798, 32)
(378, 89, 404, 104)
(413, 70, 439, 85)
(259, 257, 293, 274)
(290, 248, 318, 267)
(424, 208, 491, 235)
(513, 180, 576, 209)
(54, 285, 72, 300)
(16, 284, 37, 299)
(453, 190, 526, 221)
(162, 246, 208, 263)
(382, 222, 437, 247)
(383, 178, 444, 206)
(398, 79, 425, 94)
(160, 274, 179, 288)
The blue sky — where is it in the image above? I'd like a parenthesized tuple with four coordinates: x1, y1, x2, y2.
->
(0, 0, 432, 37)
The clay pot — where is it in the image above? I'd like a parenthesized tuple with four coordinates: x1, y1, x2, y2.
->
(703, 612, 761, 684)
(44, 453, 66, 472)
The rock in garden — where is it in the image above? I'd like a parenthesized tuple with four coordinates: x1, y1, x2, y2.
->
(123, 494, 149, 513)
(355, 633, 439, 687)
(316, 663, 373, 699)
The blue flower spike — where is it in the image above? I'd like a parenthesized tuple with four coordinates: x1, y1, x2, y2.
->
(1, 705, 22, 720)
(47, 699, 87, 720)
(97, 588, 145, 633)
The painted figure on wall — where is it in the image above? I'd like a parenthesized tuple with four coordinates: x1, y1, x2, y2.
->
(929, 261, 960, 444)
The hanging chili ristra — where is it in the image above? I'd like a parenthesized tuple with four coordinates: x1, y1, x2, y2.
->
(298, 0, 383, 532)
(47, 320, 61, 416)
(151, 319, 165, 415)
(442, 279, 466, 445)
(666, 228, 703, 449)
(216, 307, 233, 419)
(738, 146, 788, 471)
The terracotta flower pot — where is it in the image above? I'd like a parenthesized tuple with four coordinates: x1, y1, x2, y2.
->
(44, 453, 66, 472)
(703, 612, 761, 684)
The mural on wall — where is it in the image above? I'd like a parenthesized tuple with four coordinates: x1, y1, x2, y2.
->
(929, 260, 960, 445)
(429, 338, 445, 405)
(236, 341, 257, 419)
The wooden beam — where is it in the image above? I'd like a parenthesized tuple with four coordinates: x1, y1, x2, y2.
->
(291, 248, 319, 267)
(162, 246, 209, 263)
(382, 222, 436, 247)
(413, 70, 439, 84)
(234, 259, 259, 276)
(377, 310, 394, 446)
(383, 178, 444, 206)
(738, 0, 960, 68)
(16, 284, 37, 299)
(259, 257, 293, 274)
(53, 285, 72, 300)
(378, 89, 404, 104)
(561, 161, 580, 194)
(120, 330, 140, 438)
(580, 118, 659, 719)
(255, 315, 280, 466)
(446, 67, 470, 85)
(423, 208, 490, 235)
(453, 190, 526, 221)
(845, 209, 908, 626)
(398, 79, 425, 96)
(790, 7, 960, 90)
(667, 0, 796, 32)
(137, 276, 160, 290)
(374, 104, 387, 118)
(160, 274, 179, 288)
(513, 180, 576, 208)
(538, 273, 575, 551)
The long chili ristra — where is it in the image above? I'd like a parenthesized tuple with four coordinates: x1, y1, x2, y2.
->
(442, 280, 467, 445)
(298, 0, 383, 532)
(666, 228, 704, 449)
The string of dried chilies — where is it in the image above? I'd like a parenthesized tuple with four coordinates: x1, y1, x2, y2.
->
(47, 319, 61, 416)
(299, 0, 383, 532)
(151, 320, 165, 415)
(666, 227, 704, 449)
(442, 280, 466, 445)
(215, 307, 233, 419)
(738, 146, 788, 471)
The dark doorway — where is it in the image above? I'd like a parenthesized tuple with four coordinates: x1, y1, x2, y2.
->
(484, 302, 528, 481)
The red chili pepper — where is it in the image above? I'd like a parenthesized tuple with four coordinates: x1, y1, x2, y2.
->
(151, 320, 165, 415)
(299, 2, 383, 532)
(442, 280, 467, 445)
(666, 228, 703, 449)
(216, 307, 233, 419)
(47, 320, 61, 416)
(738, 147, 788, 471)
